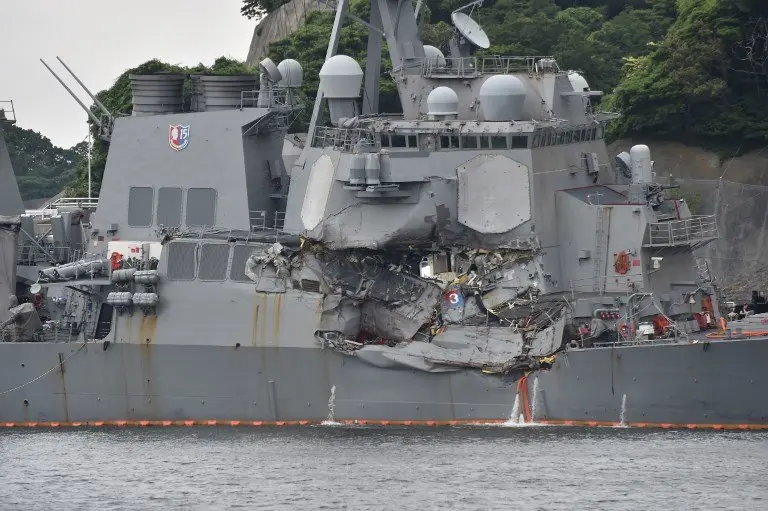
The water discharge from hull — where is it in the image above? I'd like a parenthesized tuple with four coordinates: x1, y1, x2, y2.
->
(616, 393, 628, 428)
(320, 384, 341, 426)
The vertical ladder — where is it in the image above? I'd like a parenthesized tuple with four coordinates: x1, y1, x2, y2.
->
(593, 206, 605, 293)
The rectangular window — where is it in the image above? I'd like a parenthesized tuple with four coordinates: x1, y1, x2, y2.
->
(230, 244, 255, 282)
(156, 187, 182, 227)
(167, 242, 197, 281)
(440, 136, 450, 149)
(480, 136, 490, 149)
(450, 136, 460, 148)
(511, 136, 528, 149)
(380, 135, 391, 147)
(531, 133, 541, 148)
(128, 187, 154, 227)
(491, 136, 507, 149)
(391, 135, 407, 147)
(407, 135, 418, 148)
(198, 243, 230, 281)
(186, 188, 217, 227)
(565, 131, 574, 144)
(573, 130, 582, 143)
(461, 135, 478, 149)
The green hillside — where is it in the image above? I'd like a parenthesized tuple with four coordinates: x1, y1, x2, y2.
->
(5, 125, 80, 201)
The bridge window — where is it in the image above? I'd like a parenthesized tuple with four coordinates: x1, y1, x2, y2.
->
(230, 244, 254, 282)
(198, 243, 230, 281)
(511, 135, 528, 149)
(128, 187, 154, 227)
(167, 242, 197, 281)
(461, 135, 478, 149)
(407, 135, 418, 148)
(391, 134, 407, 147)
(156, 187, 182, 227)
(186, 188, 217, 227)
(440, 135, 459, 149)
(490, 136, 507, 149)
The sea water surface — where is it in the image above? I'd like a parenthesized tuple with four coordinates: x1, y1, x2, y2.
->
(1, 425, 766, 510)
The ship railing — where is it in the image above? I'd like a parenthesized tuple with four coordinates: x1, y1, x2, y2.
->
(35, 196, 99, 214)
(645, 215, 718, 247)
(312, 126, 378, 152)
(416, 55, 559, 78)
(17, 237, 88, 267)
(240, 89, 297, 110)
(249, 210, 287, 235)
(0, 100, 17, 124)
(590, 337, 683, 349)
(1, 318, 109, 344)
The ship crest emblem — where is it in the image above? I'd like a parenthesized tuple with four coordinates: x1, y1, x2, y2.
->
(168, 124, 190, 151)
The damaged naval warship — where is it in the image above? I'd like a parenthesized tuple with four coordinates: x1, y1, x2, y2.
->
(1, 0, 766, 428)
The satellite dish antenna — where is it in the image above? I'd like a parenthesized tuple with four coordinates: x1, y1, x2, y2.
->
(30, 283, 42, 294)
(451, 8, 490, 49)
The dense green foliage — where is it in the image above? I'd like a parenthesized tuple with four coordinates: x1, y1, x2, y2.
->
(606, 0, 768, 149)
(241, 0, 291, 19)
(5, 125, 80, 201)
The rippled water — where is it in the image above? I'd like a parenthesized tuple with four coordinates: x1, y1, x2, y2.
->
(1, 426, 766, 510)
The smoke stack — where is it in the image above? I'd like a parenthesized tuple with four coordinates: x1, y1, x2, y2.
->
(129, 73, 185, 116)
(192, 75, 258, 112)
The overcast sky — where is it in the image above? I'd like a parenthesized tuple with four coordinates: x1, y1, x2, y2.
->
(2, 0, 256, 148)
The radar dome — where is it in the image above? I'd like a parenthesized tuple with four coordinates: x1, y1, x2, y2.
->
(567, 71, 589, 92)
(479, 75, 526, 121)
(319, 55, 363, 98)
(277, 59, 303, 88)
(427, 87, 459, 116)
(423, 45, 447, 68)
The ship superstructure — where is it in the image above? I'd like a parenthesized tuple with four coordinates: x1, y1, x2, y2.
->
(0, 0, 764, 427)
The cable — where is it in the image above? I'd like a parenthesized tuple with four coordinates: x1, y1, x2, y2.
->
(0, 341, 87, 396)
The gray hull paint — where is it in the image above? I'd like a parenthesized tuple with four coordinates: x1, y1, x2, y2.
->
(531, 338, 768, 425)
(0, 342, 518, 422)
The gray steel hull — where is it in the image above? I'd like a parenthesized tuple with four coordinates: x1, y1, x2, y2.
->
(530, 338, 768, 426)
(0, 342, 518, 423)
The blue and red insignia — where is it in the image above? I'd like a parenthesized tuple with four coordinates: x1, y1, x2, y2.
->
(443, 287, 464, 309)
(168, 124, 190, 151)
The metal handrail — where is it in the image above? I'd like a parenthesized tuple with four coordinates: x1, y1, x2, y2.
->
(0, 100, 17, 123)
(249, 210, 287, 234)
(646, 215, 718, 247)
(312, 127, 378, 152)
(417, 55, 560, 78)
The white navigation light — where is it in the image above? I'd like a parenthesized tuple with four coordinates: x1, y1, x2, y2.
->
(427, 87, 459, 117)
(277, 59, 303, 88)
(319, 55, 363, 98)
(451, 11, 490, 49)
(479, 75, 526, 121)
(423, 45, 447, 68)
